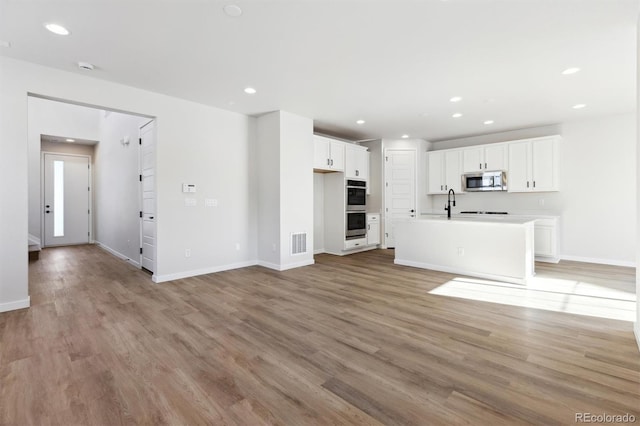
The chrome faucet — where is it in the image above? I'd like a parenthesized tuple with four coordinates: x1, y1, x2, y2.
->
(445, 188, 456, 219)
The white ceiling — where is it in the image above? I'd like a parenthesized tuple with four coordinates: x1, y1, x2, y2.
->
(1, 0, 637, 142)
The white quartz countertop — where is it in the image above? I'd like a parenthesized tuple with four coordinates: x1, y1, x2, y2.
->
(415, 215, 537, 225)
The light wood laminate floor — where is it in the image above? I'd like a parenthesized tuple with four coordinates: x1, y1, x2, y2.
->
(1, 245, 638, 425)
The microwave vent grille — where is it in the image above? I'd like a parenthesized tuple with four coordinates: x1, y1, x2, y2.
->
(291, 232, 307, 255)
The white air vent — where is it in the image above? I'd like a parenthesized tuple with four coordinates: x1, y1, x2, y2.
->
(290, 232, 307, 255)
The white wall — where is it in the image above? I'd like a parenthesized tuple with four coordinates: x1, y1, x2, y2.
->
(257, 112, 281, 266)
(430, 114, 636, 266)
(27, 97, 101, 241)
(0, 56, 258, 310)
(635, 13, 639, 350)
(257, 111, 314, 269)
(94, 111, 149, 264)
(279, 111, 314, 269)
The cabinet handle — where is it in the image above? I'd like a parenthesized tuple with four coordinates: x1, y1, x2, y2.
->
(356, 170, 359, 176)
(445, 185, 448, 190)
(440, 185, 443, 190)
(533, 181, 536, 188)
(527, 181, 530, 188)
(367, 224, 370, 230)
(327, 158, 330, 166)
(480, 163, 482, 170)
(485, 162, 487, 169)
(331, 159, 334, 166)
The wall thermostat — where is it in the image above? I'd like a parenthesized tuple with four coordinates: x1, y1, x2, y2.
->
(182, 183, 196, 193)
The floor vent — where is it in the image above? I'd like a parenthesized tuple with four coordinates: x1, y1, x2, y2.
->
(291, 232, 307, 255)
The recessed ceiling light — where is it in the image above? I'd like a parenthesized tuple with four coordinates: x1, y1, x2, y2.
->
(223, 4, 243, 17)
(244, 87, 257, 94)
(562, 67, 581, 75)
(449, 96, 462, 102)
(44, 23, 70, 35)
(484, 120, 494, 125)
(65, 138, 75, 142)
(572, 104, 586, 109)
(401, 134, 409, 139)
(356, 120, 365, 125)
(452, 113, 463, 118)
(0, 40, 10, 48)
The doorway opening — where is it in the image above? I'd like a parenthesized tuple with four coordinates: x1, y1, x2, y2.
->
(27, 94, 157, 279)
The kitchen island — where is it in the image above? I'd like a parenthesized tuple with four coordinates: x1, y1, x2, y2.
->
(394, 215, 536, 284)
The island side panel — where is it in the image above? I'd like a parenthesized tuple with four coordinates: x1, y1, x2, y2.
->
(394, 219, 535, 284)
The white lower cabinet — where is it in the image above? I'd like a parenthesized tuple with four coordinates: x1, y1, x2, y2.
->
(367, 213, 380, 246)
(534, 217, 559, 262)
(345, 238, 367, 250)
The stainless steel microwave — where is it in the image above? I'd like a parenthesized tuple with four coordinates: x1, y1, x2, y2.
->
(462, 170, 507, 192)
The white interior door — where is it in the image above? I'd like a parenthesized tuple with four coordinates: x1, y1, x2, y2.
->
(43, 153, 90, 247)
(140, 120, 156, 273)
(384, 149, 416, 248)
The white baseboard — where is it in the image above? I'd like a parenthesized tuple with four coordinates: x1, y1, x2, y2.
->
(314, 249, 325, 255)
(257, 259, 315, 271)
(153, 260, 258, 283)
(95, 241, 141, 268)
(559, 255, 636, 268)
(635, 322, 640, 353)
(394, 258, 527, 285)
(535, 256, 560, 264)
(0, 296, 30, 313)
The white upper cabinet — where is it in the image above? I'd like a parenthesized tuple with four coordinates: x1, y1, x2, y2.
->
(313, 135, 345, 171)
(427, 150, 462, 194)
(345, 144, 369, 180)
(462, 143, 507, 173)
(508, 136, 559, 192)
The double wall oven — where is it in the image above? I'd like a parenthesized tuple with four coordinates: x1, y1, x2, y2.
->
(346, 180, 367, 239)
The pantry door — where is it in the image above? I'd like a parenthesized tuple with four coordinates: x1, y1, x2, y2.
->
(384, 149, 416, 248)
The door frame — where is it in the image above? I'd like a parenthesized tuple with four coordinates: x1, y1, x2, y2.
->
(382, 148, 418, 249)
(40, 151, 93, 247)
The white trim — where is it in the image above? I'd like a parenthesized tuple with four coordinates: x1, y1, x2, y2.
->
(559, 255, 636, 268)
(314, 248, 325, 255)
(257, 259, 315, 271)
(634, 322, 640, 353)
(394, 259, 528, 285)
(0, 297, 30, 313)
(152, 260, 258, 283)
(95, 241, 141, 268)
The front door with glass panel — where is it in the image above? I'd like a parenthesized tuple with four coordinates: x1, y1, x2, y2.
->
(43, 153, 90, 247)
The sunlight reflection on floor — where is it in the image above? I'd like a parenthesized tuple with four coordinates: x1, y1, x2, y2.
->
(428, 276, 636, 321)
